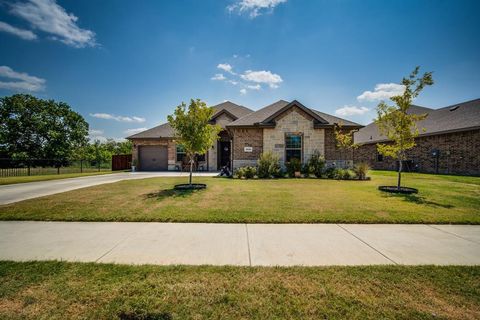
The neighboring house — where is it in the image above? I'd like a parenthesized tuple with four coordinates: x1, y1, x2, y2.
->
(354, 98, 480, 175)
(127, 99, 363, 171)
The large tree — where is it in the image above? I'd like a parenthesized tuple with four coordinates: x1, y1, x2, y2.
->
(0, 94, 89, 163)
(375, 67, 434, 190)
(168, 99, 221, 186)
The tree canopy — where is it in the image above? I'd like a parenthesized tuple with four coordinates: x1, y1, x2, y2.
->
(0, 94, 89, 161)
(168, 99, 221, 185)
(74, 139, 132, 164)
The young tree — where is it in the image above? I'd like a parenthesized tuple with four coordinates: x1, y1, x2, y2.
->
(375, 66, 434, 190)
(167, 99, 221, 186)
(334, 122, 358, 165)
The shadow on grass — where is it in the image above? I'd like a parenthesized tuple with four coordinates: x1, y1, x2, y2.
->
(387, 193, 454, 209)
(144, 188, 202, 201)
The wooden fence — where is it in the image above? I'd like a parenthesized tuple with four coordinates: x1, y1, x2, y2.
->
(112, 154, 132, 171)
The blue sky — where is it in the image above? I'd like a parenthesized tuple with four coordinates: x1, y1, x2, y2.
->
(1, 0, 479, 140)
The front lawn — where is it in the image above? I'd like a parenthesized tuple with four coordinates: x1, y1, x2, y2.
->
(0, 261, 478, 319)
(0, 171, 116, 185)
(0, 171, 479, 223)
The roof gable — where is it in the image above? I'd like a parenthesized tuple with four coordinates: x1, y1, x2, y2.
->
(227, 99, 362, 128)
(127, 100, 253, 139)
(260, 100, 329, 126)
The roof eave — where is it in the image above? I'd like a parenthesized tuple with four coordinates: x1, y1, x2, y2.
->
(356, 125, 480, 145)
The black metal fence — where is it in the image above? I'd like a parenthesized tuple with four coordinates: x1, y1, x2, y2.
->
(0, 158, 111, 177)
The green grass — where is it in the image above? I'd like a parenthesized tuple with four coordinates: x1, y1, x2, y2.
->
(0, 171, 117, 185)
(0, 261, 478, 319)
(0, 171, 479, 224)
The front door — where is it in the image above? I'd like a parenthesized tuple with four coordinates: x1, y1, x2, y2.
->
(218, 141, 231, 169)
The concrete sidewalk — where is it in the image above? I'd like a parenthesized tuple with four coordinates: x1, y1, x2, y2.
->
(0, 221, 479, 266)
(0, 172, 217, 205)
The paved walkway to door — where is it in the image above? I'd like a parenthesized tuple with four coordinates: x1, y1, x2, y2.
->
(0, 221, 478, 266)
(0, 171, 218, 205)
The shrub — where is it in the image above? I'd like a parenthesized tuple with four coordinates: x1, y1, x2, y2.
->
(324, 167, 336, 179)
(244, 166, 257, 179)
(285, 158, 302, 178)
(257, 151, 281, 178)
(307, 151, 325, 178)
(233, 167, 245, 179)
(334, 168, 355, 180)
(353, 162, 370, 180)
(234, 166, 257, 179)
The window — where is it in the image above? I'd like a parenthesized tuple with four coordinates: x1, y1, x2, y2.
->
(176, 145, 186, 162)
(376, 152, 383, 162)
(285, 133, 302, 162)
(196, 153, 206, 162)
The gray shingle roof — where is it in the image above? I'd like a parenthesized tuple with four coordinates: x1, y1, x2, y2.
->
(354, 98, 480, 144)
(211, 101, 253, 119)
(227, 100, 362, 128)
(126, 101, 253, 139)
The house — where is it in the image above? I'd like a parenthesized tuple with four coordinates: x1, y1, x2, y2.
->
(127, 100, 363, 171)
(354, 98, 480, 175)
(127, 101, 252, 171)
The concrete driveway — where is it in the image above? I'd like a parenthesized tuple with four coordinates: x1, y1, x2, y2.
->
(0, 222, 478, 266)
(0, 171, 218, 205)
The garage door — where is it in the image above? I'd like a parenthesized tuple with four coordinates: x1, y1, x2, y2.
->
(138, 145, 168, 171)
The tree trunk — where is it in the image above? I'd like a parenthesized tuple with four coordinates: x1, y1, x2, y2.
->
(397, 160, 402, 190)
(189, 158, 193, 186)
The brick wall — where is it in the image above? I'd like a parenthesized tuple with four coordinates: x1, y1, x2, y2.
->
(355, 129, 480, 175)
(324, 128, 354, 161)
(231, 128, 263, 169)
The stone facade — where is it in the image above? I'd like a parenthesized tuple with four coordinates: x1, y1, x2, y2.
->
(215, 113, 235, 129)
(262, 107, 325, 167)
(355, 129, 480, 176)
(231, 128, 263, 169)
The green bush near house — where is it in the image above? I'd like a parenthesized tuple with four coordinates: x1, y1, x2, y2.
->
(306, 150, 326, 178)
(353, 162, 371, 180)
(257, 151, 282, 178)
(285, 158, 302, 177)
(234, 166, 257, 179)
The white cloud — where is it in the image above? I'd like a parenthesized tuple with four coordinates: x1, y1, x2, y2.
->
(357, 83, 405, 102)
(0, 21, 37, 40)
(89, 129, 104, 135)
(124, 128, 147, 135)
(228, 80, 238, 85)
(211, 73, 226, 81)
(89, 135, 107, 142)
(228, 0, 287, 18)
(247, 84, 261, 90)
(0, 65, 46, 92)
(241, 70, 283, 88)
(335, 105, 370, 117)
(89, 113, 146, 123)
(217, 63, 235, 74)
(10, 0, 97, 48)
(240, 88, 247, 95)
